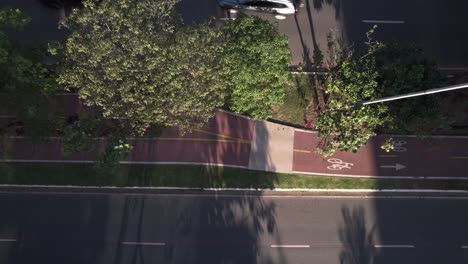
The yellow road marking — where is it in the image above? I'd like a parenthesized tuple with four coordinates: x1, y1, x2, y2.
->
(294, 149, 311, 153)
(451, 156, 468, 159)
(192, 128, 251, 144)
(379, 155, 397, 158)
(157, 137, 248, 143)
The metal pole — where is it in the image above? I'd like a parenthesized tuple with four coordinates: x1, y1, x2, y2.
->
(356, 82, 468, 106)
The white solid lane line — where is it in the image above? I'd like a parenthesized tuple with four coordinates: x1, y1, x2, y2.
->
(374, 244, 414, 248)
(122, 242, 165, 246)
(0, 239, 16, 242)
(461, 245, 468, 249)
(362, 20, 405, 24)
(271, 245, 310, 248)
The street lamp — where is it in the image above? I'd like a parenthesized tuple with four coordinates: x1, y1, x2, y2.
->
(355, 82, 468, 106)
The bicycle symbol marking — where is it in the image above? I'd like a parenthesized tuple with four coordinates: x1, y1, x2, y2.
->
(391, 139, 407, 152)
(327, 158, 354, 171)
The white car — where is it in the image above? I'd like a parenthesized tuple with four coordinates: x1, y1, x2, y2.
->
(218, 0, 301, 15)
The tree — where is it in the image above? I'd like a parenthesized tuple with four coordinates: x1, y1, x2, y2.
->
(55, 0, 229, 135)
(314, 26, 447, 156)
(314, 47, 391, 156)
(221, 13, 292, 119)
(373, 42, 449, 135)
(0, 8, 61, 142)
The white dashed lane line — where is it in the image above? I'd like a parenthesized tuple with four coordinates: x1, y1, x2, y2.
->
(0, 239, 16, 242)
(122, 242, 165, 246)
(374, 244, 415, 248)
(271, 245, 310, 248)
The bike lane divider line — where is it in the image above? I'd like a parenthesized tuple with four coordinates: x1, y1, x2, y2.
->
(378, 154, 397, 158)
(450, 156, 468, 159)
(294, 149, 312, 153)
(155, 137, 243, 144)
(191, 128, 251, 144)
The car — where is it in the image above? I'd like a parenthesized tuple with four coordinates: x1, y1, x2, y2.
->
(218, 0, 302, 15)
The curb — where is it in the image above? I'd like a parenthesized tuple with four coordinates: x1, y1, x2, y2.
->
(1, 185, 468, 198)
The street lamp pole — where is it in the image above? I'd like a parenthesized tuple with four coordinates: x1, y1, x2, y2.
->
(355, 82, 468, 106)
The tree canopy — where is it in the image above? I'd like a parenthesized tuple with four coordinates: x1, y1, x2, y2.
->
(56, 0, 229, 135)
(221, 13, 292, 119)
(314, 26, 447, 156)
(0, 8, 60, 141)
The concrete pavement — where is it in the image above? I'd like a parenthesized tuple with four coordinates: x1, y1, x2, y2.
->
(1, 190, 468, 263)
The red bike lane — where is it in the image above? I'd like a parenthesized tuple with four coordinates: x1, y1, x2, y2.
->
(2, 111, 255, 168)
(293, 130, 468, 179)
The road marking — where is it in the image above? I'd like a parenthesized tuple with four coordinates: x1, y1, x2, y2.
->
(374, 244, 414, 248)
(461, 245, 468, 249)
(271, 245, 310, 248)
(327, 158, 354, 171)
(380, 163, 406, 171)
(192, 128, 251, 144)
(295, 129, 468, 139)
(2, 159, 248, 169)
(362, 20, 405, 24)
(0, 239, 16, 242)
(156, 137, 245, 143)
(122, 242, 165, 246)
(440, 67, 468, 71)
(451, 156, 468, 159)
(379, 155, 397, 158)
(294, 149, 311, 153)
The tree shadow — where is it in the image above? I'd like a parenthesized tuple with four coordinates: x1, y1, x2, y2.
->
(339, 206, 375, 264)
(312, 0, 342, 19)
(0, 192, 110, 264)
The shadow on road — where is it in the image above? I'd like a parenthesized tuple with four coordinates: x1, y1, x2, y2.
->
(0, 193, 110, 264)
(339, 206, 375, 264)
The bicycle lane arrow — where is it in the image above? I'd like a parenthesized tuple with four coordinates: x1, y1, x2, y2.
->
(293, 130, 468, 178)
(380, 163, 406, 171)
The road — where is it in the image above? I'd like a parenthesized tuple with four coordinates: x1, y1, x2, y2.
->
(1, 190, 468, 263)
(235, 0, 468, 69)
(2, 0, 466, 69)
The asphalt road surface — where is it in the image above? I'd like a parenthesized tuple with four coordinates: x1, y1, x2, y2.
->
(1, 0, 467, 68)
(215, 0, 468, 69)
(1, 190, 468, 264)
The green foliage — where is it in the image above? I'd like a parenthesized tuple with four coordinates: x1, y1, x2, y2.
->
(57, 0, 229, 135)
(373, 42, 450, 134)
(61, 115, 101, 156)
(0, 9, 30, 30)
(94, 132, 133, 175)
(314, 26, 449, 156)
(221, 14, 292, 119)
(314, 53, 391, 156)
(0, 8, 60, 142)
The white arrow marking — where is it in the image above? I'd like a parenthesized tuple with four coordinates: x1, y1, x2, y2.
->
(380, 163, 406, 171)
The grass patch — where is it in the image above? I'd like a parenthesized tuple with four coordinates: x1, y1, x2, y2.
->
(272, 74, 326, 127)
(1, 162, 468, 190)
